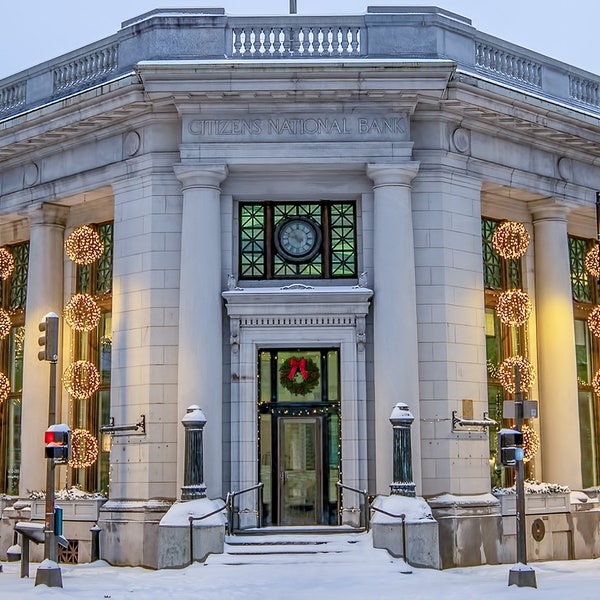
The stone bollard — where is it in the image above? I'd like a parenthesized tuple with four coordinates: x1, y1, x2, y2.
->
(181, 405, 207, 500)
(389, 403, 416, 497)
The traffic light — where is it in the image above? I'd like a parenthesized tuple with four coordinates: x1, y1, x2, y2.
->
(45, 424, 71, 464)
(38, 312, 59, 362)
(498, 428, 524, 467)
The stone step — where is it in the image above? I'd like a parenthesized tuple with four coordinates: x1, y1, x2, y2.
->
(205, 531, 392, 567)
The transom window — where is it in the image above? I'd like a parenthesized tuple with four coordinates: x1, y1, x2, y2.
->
(239, 201, 357, 279)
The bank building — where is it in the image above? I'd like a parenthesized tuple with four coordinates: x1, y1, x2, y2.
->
(1, 5, 600, 570)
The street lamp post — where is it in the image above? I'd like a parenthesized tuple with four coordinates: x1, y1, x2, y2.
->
(508, 366, 536, 588)
(35, 312, 63, 588)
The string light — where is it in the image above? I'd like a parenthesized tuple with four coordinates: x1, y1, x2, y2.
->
(64, 225, 104, 265)
(64, 293, 101, 331)
(68, 428, 99, 468)
(63, 360, 100, 400)
(588, 306, 600, 338)
(498, 356, 536, 393)
(0, 308, 12, 339)
(592, 369, 600, 396)
(0, 372, 10, 405)
(585, 245, 600, 278)
(0, 247, 15, 280)
(496, 289, 532, 326)
(492, 221, 530, 259)
(522, 423, 540, 463)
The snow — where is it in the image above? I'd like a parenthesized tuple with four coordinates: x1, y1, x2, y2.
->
(2, 543, 600, 599)
(371, 494, 434, 523)
(159, 498, 226, 527)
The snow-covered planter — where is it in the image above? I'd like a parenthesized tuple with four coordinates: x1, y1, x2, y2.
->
(493, 480, 570, 515)
(29, 487, 106, 521)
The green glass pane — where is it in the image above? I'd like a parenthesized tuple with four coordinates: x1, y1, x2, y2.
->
(569, 236, 593, 303)
(240, 204, 265, 278)
(96, 223, 113, 294)
(482, 219, 502, 289)
(9, 326, 25, 392)
(8, 243, 29, 310)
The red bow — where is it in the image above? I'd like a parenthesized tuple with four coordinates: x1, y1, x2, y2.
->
(287, 358, 308, 380)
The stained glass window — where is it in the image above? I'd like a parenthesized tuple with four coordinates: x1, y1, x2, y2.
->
(239, 201, 357, 280)
(72, 222, 112, 494)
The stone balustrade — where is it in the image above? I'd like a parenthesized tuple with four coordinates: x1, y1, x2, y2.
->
(1, 6, 599, 118)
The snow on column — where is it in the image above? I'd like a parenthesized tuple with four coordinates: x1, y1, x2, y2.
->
(174, 164, 228, 499)
(367, 163, 420, 495)
(531, 200, 582, 489)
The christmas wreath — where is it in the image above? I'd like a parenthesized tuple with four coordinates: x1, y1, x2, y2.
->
(279, 356, 320, 396)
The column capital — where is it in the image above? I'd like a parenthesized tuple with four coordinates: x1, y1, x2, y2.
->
(174, 164, 228, 191)
(529, 198, 577, 222)
(367, 162, 420, 187)
(27, 202, 69, 227)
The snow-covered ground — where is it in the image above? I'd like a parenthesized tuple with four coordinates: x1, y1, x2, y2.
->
(1, 533, 600, 600)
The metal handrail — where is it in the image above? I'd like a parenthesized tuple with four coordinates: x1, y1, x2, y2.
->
(188, 500, 227, 564)
(336, 481, 369, 531)
(336, 481, 409, 560)
(370, 505, 408, 560)
(227, 482, 264, 535)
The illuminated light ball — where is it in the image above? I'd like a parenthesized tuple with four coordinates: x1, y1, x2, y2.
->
(0, 247, 15, 280)
(497, 356, 536, 393)
(0, 308, 12, 339)
(588, 306, 600, 338)
(68, 428, 99, 469)
(522, 423, 540, 463)
(64, 225, 104, 265)
(496, 289, 532, 326)
(63, 360, 100, 400)
(584, 245, 600, 278)
(0, 372, 10, 404)
(492, 221, 531, 259)
(592, 369, 600, 396)
(64, 294, 101, 331)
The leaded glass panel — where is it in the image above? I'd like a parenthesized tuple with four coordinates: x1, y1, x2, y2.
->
(482, 219, 502, 289)
(240, 205, 266, 278)
(239, 201, 357, 280)
(8, 243, 29, 310)
(330, 203, 357, 276)
(570, 236, 593, 303)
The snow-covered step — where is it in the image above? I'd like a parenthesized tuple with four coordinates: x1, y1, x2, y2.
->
(204, 531, 397, 567)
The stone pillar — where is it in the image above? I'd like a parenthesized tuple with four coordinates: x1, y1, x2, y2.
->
(20, 203, 68, 496)
(181, 405, 207, 500)
(174, 164, 228, 498)
(531, 201, 582, 489)
(367, 163, 420, 494)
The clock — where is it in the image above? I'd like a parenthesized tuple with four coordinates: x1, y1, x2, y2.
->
(274, 216, 322, 263)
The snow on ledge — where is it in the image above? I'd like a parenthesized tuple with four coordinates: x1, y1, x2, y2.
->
(160, 498, 226, 527)
(371, 494, 435, 524)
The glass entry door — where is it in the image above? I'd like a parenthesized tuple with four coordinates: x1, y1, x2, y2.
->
(258, 348, 340, 526)
(278, 417, 322, 526)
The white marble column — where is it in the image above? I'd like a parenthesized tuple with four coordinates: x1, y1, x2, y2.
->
(531, 201, 582, 489)
(19, 202, 68, 496)
(367, 163, 420, 495)
(174, 164, 228, 498)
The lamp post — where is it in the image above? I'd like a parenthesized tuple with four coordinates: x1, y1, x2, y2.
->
(389, 403, 416, 497)
(181, 405, 207, 500)
(508, 366, 536, 588)
(290, 1, 297, 14)
(35, 312, 63, 588)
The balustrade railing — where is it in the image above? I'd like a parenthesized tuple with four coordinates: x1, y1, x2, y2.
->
(53, 44, 119, 93)
(570, 75, 600, 108)
(475, 42, 542, 88)
(231, 24, 362, 58)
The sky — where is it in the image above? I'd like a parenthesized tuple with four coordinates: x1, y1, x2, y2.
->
(1, 1, 599, 80)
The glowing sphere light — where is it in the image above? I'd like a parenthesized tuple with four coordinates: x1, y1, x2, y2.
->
(492, 221, 530, 259)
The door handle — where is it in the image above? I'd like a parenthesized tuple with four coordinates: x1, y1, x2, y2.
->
(280, 471, 287, 484)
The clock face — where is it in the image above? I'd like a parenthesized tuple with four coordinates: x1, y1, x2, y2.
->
(274, 217, 322, 263)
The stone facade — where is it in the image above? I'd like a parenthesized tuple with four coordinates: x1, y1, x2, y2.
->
(1, 7, 600, 568)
